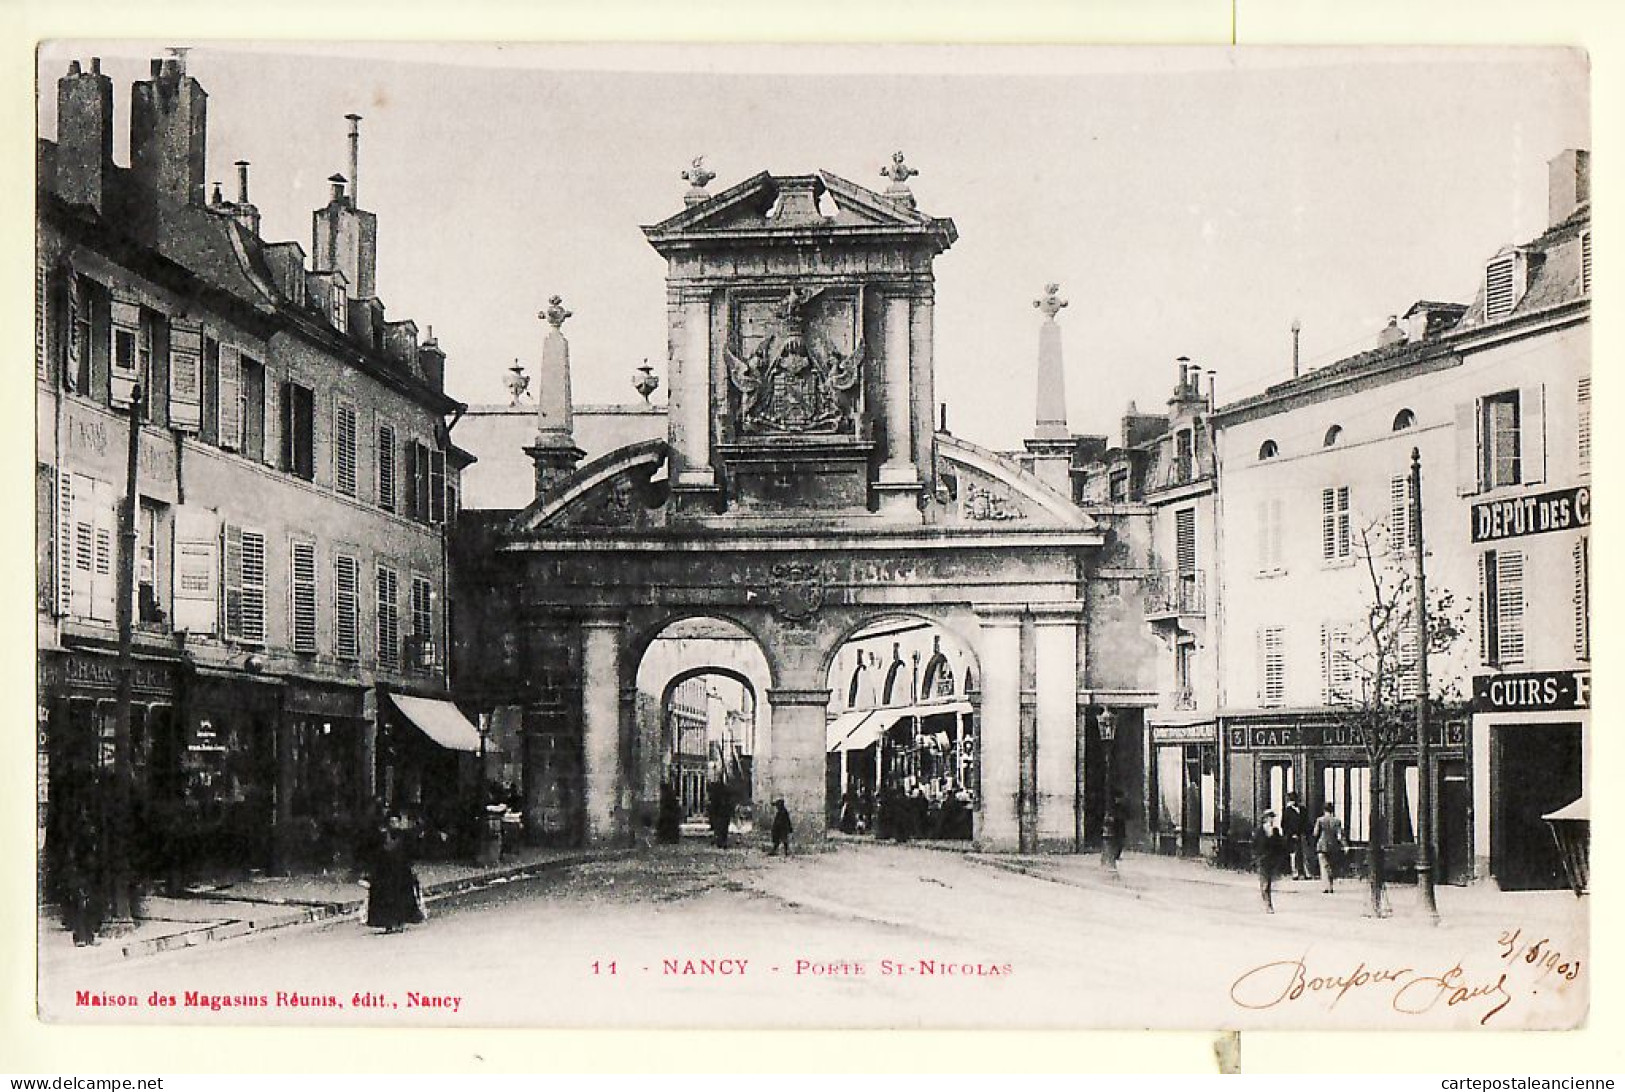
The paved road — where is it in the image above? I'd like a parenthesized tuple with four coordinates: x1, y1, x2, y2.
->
(42, 843, 1587, 1031)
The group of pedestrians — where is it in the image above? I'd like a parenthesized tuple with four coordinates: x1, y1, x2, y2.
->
(1254, 792, 1345, 913)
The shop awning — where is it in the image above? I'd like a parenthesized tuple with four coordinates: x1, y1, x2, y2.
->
(390, 694, 483, 752)
(1544, 796, 1589, 822)
(827, 701, 972, 753)
(826, 709, 872, 752)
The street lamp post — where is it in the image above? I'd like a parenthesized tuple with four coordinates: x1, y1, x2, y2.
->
(1098, 707, 1120, 872)
(1411, 448, 1440, 922)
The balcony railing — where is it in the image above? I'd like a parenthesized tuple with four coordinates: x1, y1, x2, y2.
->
(1145, 569, 1205, 618)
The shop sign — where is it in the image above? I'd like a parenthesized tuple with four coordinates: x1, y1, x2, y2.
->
(53, 653, 172, 695)
(1229, 720, 1467, 750)
(1472, 670, 1590, 713)
(284, 683, 364, 719)
(1153, 722, 1216, 744)
(1471, 486, 1590, 543)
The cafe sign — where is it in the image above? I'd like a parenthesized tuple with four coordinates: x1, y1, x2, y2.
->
(1471, 486, 1590, 544)
(1229, 721, 1467, 749)
(1472, 670, 1590, 714)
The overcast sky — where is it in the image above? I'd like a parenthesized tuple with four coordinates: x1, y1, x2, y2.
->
(39, 44, 1587, 450)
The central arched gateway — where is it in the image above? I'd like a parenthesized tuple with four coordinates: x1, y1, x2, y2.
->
(473, 166, 1143, 853)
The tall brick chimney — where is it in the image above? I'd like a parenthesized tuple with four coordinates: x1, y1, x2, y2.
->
(312, 116, 378, 299)
(1548, 149, 1590, 228)
(55, 59, 115, 213)
(131, 54, 208, 207)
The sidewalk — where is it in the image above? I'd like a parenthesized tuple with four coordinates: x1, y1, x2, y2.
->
(38, 843, 628, 975)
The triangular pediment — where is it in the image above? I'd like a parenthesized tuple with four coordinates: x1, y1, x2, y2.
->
(936, 435, 1097, 532)
(643, 169, 951, 242)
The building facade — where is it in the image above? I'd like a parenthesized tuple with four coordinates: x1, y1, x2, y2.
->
(1208, 150, 1590, 888)
(37, 55, 472, 886)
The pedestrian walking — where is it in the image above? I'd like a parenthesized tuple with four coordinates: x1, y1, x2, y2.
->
(656, 780, 682, 845)
(770, 799, 793, 856)
(706, 780, 734, 848)
(366, 821, 426, 934)
(838, 791, 858, 835)
(1253, 810, 1287, 913)
(1313, 802, 1345, 893)
(1281, 792, 1311, 880)
(1100, 794, 1125, 874)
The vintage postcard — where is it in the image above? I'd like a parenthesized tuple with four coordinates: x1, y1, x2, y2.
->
(33, 41, 1590, 1033)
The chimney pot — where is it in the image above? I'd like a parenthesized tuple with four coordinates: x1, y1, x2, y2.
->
(89, 57, 101, 75)
(235, 160, 250, 204)
(150, 59, 162, 78)
(67, 60, 81, 76)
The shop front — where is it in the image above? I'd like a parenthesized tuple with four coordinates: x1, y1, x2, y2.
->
(282, 680, 373, 872)
(182, 665, 282, 877)
(1223, 715, 1470, 882)
(1147, 721, 1217, 858)
(825, 700, 976, 839)
(378, 690, 483, 858)
(1472, 669, 1589, 891)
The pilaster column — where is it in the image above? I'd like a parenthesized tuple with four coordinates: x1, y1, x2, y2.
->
(765, 687, 831, 851)
(879, 291, 918, 485)
(1033, 606, 1082, 847)
(975, 607, 1022, 851)
(675, 290, 715, 489)
(581, 616, 625, 844)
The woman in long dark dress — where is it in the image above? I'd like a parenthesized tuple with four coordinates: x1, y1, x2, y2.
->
(366, 826, 425, 933)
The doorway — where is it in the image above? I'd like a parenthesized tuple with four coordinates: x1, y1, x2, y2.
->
(1491, 723, 1582, 891)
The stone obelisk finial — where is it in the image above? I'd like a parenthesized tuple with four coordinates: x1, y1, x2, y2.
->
(1032, 283, 1070, 442)
(525, 295, 585, 497)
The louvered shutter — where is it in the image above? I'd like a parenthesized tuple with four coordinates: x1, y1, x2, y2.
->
(1321, 488, 1335, 560)
(169, 321, 203, 431)
(334, 555, 360, 659)
(240, 530, 266, 643)
(403, 442, 419, 520)
(173, 505, 220, 635)
(1175, 508, 1196, 573)
(35, 252, 48, 381)
(335, 400, 358, 497)
(1396, 626, 1419, 701)
(1577, 377, 1591, 468)
(1478, 551, 1496, 665)
(55, 469, 74, 616)
(1456, 401, 1480, 496)
(69, 473, 96, 619)
(377, 424, 396, 511)
(89, 479, 117, 622)
(1496, 550, 1525, 664)
(290, 540, 317, 653)
(429, 448, 446, 525)
(1520, 384, 1546, 485)
(1320, 623, 1331, 704)
(222, 523, 244, 638)
(1574, 538, 1590, 660)
(1581, 232, 1591, 294)
(218, 345, 242, 450)
(1485, 254, 1516, 320)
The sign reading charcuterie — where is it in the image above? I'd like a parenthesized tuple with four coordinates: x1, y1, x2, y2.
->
(1471, 485, 1590, 543)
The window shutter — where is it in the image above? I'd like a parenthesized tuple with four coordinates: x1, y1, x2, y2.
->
(377, 424, 396, 511)
(90, 480, 118, 622)
(169, 321, 203, 431)
(335, 401, 358, 497)
(376, 565, 400, 669)
(1175, 508, 1196, 573)
(1320, 623, 1330, 704)
(1485, 253, 1517, 320)
(222, 523, 244, 638)
(68, 473, 96, 619)
(290, 540, 317, 653)
(1478, 550, 1497, 665)
(1496, 550, 1525, 665)
(1581, 231, 1591, 295)
(429, 448, 447, 525)
(1520, 384, 1546, 485)
(1336, 486, 1351, 558)
(35, 253, 48, 381)
(173, 505, 220, 635)
(55, 469, 74, 616)
(1321, 488, 1335, 560)
(1259, 627, 1285, 707)
(1574, 537, 1589, 660)
(218, 345, 242, 450)
(415, 443, 431, 522)
(240, 530, 266, 643)
(403, 442, 419, 520)
(1455, 401, 1480, 496)
(335, 555, 360, 660)
(1396, 626, 1419, 702)
(1577, 377, 1591, 469)
(64, 277, 83, 392)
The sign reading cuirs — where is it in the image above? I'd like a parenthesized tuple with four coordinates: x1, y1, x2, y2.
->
(1471, 485, 1590, 543)
(1472, 670, 1590, 713)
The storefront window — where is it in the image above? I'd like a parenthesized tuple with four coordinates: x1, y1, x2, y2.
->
(1261, 758, 1294, 818)
(1392, 761, 1420, 844)
(1321, 762, 1371, 843)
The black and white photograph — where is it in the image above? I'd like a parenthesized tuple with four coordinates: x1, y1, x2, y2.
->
(31, 39, 1592, 1038)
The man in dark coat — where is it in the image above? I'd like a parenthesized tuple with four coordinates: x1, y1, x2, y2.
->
(706, 780, 734, 848)
(1254, 810, 1288, 913)
(770, 799, 793, 856)
(1280, 791, 1310, 880)
(656, 780, 683, 844)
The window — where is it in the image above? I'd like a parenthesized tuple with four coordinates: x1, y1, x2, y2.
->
(1258, 626, 1285, 707)
(1321, 486, 1351, 562)
(376, 564, 400, 670)
(1321, 623, 1354, 704)
(1260, 759, 1294, 819)
(377, 424, 397, 512)
(279, 380, 316, 481)
(239, 356, 266, 462)
(429, 449, 447, 524)
(334, 401, 358, 497)
(1258, 439, 1278, 461)
(331, 284, 347, 331)
(1323, 425, 1343, 447)
(1174, 639, 1195, 707)
(290, 540, 317, 654)
(1395, 625, 1419, 702)
(1577, 377, 1590, 470)
(223, 525, 266, 644)
(334, 554, 360, 660)
(403, 440, 447, 524)
(410, 575, 434, 669)
(55, 471, 117, 622)
(1484, 253, 1517, 321)
(1108, 468, 1128, 502)
(1392, 761, 1420, 844)
(1389, 474, 1415, 555)
(110, 298, 141, 409)
(1322, 763, 1371, 843)
(1256, 497, 1283, 573)
(200, 337, 220, 444)
(1174, 429, 1194, 484)
(1481, 391, 1520, 488)
(1479, 548, 1525, 666)
(1574, 537, 1590, 660)
(136, 500, 167, 626)
(1392, 408, 1415, 432)
(68, 276, 91, 395)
